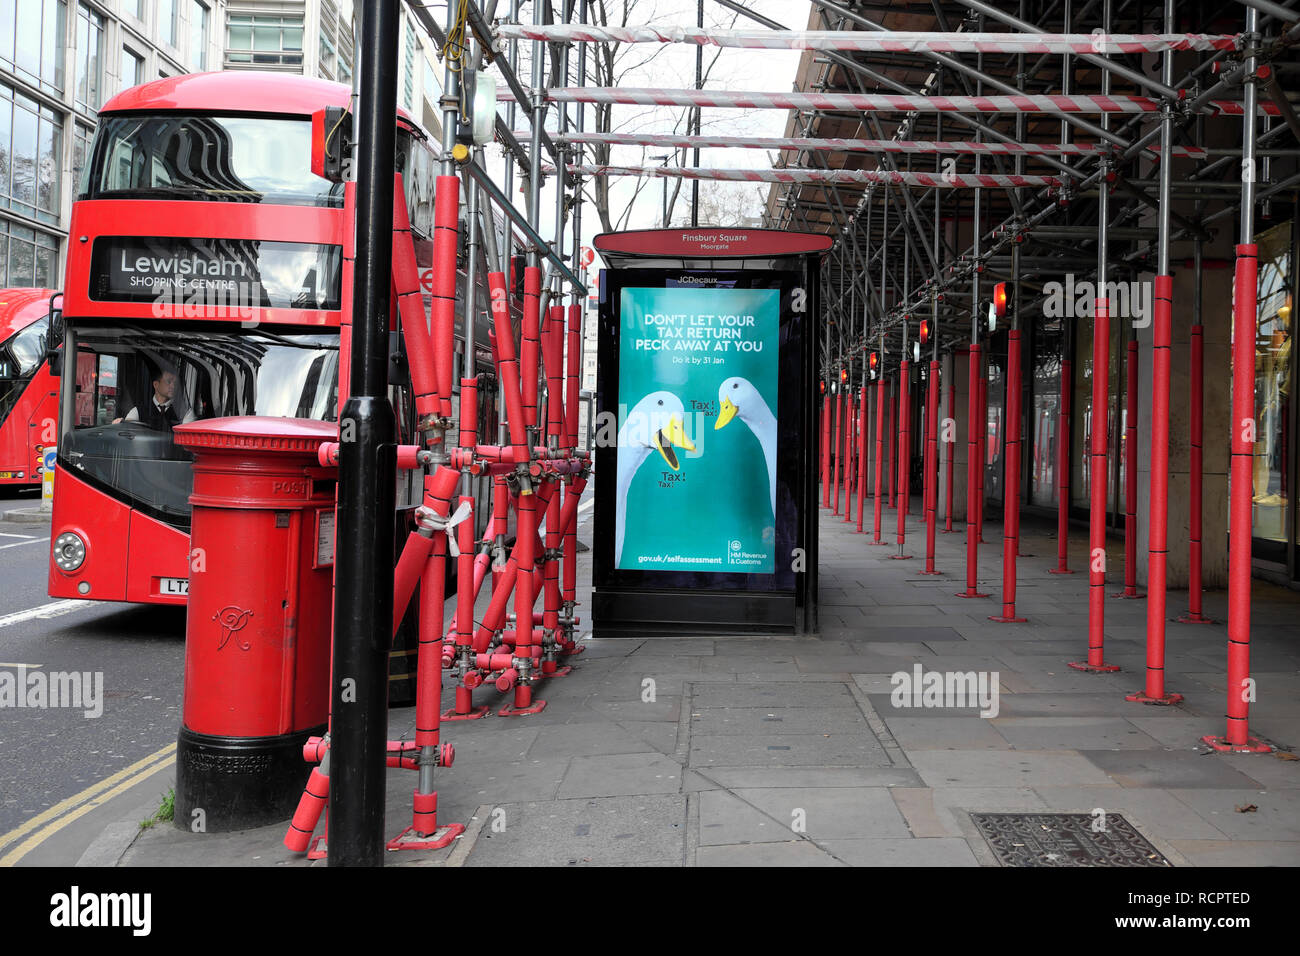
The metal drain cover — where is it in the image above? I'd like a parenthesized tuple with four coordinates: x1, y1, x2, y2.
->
(970, 812, 1172, 867)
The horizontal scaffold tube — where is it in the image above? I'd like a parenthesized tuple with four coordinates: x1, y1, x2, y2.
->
(501, 86, 1287, 116)
(524, 129, 1210, 158)
(494, 25, 1240, 54)
(555, 163, 1062, 189)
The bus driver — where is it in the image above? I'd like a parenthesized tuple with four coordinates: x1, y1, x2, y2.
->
(115, 368, 196, 431)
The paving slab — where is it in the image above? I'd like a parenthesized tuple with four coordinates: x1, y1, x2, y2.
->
(694, 840, 844, 866)
(1165, 788, 1300, 841)
(1079, 750, 1272, 789)
(689, 732, 891, 769)
(464, 794, 687, 866)
(556, 753, 686, 799)
(883, 715, 1011, 750)
(695, 789, 791, 846)
(688, 681, 856, 709)
(1166, 840, 1300, 866)
(818, 837, 981, 866)
(731, 786, 912, 840)
(687, 707, 871, 736)
(909, 750, 1117, 789)
(991, 717, 1164, 751)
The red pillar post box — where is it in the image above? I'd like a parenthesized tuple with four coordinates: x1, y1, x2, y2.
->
(172, 417, 338, 832)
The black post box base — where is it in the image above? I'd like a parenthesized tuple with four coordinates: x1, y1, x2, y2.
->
(174, 723, 327, 833)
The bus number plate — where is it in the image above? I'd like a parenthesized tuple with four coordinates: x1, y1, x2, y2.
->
(160, 577, 189, 596)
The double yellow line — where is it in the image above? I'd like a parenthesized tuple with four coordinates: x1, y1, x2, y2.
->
(0, 743, 176, 866)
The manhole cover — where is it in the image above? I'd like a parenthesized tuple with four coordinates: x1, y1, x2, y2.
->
(970, 812, 1172, 867)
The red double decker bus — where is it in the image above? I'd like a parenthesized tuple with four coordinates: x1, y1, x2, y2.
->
(0, 288, 60, 489)
(48, 71, 460, 607)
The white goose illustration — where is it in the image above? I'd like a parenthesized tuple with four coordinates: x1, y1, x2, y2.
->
(616, 390, 696, 566)
(714, 376, 777, 516)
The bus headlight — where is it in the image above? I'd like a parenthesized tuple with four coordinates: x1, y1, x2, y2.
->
(53, 532, 86, 572)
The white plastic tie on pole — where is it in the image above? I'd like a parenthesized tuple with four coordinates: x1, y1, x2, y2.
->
(415, 500, 473, 556)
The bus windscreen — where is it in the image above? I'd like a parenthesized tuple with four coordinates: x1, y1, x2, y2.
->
(86, 115, 342, 207)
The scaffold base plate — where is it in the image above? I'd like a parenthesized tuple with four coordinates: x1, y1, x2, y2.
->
(441, 705, 492, 721)
(498, 698, 547, 717)
(1125, 691, 1184, 705)
(386, 822, 465, 851)
(1200, 734, 1272, 754)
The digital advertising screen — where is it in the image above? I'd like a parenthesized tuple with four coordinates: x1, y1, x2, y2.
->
(614, 284, 780, 574)
(594, 267, 808, 609)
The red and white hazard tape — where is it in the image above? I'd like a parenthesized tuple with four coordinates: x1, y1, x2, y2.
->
(495, 25, 1239, 55)
(554, 163, 1063, 189)
(502, 86, 1284, 116)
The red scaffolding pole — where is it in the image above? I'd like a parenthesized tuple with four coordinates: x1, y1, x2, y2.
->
(821, 393, 832, 509)
(855, 384, 869, 533)
(1049, 352, 1074, 574)
(1130, 274, 1181, 704)
(957, 345, 988, 598)
(1072, 297, 1119, 672)
(833, 388, 844, 515)
(1115, 338, 1143, 598)
(921, 359, 942, 575)
(1204, 245, 1270, 752)
(872, 375, 887, 545)
(1179, 322, 1212, 623)
(943, 352, 958, 533)
(842, 390, 855, 524)
(892, 360, 912, 559)
(992, 329, 1026, 622)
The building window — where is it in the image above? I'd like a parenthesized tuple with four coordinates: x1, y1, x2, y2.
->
(122, 46, 143, 90)
(158, 0, 177, 48)
(159, 0, 179, 48)
(402, 19, 416, 113)
(318, 33, 336, 80)
(1, 83, 63, 225)
(72, 121, 93, 198)
(75, 3, 104, 112)
(0, 218, 60, 288)
(1252, 218, 1295, 553)
(189, 1, 209, 70)
(124, 0, 143, 21)
(424, 58, 441, 104)
(225, 14, 304, 69)
(2, 0, 68, 94)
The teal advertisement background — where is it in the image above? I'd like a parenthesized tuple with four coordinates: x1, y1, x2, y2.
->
(617, 285, 780, 573)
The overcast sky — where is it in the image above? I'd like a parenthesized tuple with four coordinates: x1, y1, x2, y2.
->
(462, 0, 814, 270)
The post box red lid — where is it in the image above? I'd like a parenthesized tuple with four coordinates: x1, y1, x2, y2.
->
(174, 417, 339, 454)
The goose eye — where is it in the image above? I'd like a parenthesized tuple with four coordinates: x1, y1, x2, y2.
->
(657, 400, 663, 406)
(732, 382, 739, 389)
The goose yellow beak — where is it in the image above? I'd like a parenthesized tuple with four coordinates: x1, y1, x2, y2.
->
(653, 414, 695, 471)
(715, 397, 738, 430)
